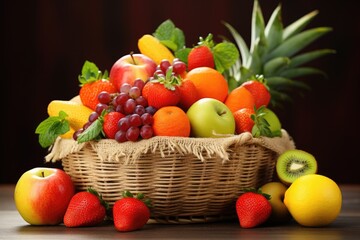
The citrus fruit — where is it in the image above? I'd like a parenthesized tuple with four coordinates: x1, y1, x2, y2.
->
(284, 174, 342, 227)
(224, 86, 255, 113)
(185, 67, 228, 102)
(152, 106, 191, 137)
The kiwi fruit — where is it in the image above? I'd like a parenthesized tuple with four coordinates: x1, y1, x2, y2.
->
(276, 149, 317, 185)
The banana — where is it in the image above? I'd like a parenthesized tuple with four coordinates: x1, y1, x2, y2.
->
(138, 34, 175, 65)
(47, 100, 93, 131)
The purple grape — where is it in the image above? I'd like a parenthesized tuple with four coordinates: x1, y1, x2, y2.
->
(126, 126, 140, 141)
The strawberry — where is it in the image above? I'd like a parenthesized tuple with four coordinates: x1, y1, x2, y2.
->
(236, 189, 272, 228)
(241, 75, 271, 108)
(103, 111, 125, 139)
(79, 61, 117, 111)
(177, 79, 200, 111)
(113, 191, 151, 232)
(187, 34, 215, 71)
(233, 107, 255, 134)
(142, 67, 181, 109)
(63, 188, 109, 227)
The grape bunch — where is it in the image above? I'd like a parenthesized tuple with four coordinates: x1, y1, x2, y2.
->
(151, 58, 187, 80)
(74, 79, 157, 143)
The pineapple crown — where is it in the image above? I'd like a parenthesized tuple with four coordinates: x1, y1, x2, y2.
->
(224, 0, 335, 108)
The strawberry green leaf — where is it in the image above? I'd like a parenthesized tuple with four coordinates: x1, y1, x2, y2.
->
(35, 111, 70, 148)
(78, 60, 108, 86)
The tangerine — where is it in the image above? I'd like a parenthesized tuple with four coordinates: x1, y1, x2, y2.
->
(152, 106, 191, 137)
(225, 86, 255, 113)
(185, 67, 228, 102)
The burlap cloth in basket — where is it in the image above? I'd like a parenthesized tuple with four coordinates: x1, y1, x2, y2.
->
(45, 129, 295, 223)
(45, 129, 294, 164)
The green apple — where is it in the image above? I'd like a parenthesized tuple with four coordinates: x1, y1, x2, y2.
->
(260, 181, 291, 224)
(14, 167, 75, 225)
(186, 98, 235, 137)
(252, 107, 282, 137)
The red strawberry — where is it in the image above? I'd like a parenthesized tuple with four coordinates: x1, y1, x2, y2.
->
(80, 79, 117, 111)
(241, 75, 271, 108)
(78, 61, 117, 111)
(236, 189, 272, 228)
(103, 112, 125, 139)
(177, 79, 200, 111)
(233, 107, 255, 134)
(187, 34, 215, 71)
(113, 191, 151, 232)
(63, 188, 109, 227)
(142, 67, 181, 109)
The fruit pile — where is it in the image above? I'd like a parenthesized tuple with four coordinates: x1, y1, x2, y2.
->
(26, 0, 341, 231)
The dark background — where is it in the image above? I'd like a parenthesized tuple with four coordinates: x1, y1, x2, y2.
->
(2, 0, 359, 183)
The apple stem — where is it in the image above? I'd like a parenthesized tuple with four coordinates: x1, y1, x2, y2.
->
(41, 171, 45, 177)
(130, 51, 137, 65)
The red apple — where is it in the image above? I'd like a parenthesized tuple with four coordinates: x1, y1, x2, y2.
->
(14, 167, 75, 225)
(109, 53, 157, 91)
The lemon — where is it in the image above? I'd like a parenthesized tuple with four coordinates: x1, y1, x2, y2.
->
(284, 174, 342, 227)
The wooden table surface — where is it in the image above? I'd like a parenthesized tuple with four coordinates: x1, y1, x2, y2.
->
(1, 184, 359, 240)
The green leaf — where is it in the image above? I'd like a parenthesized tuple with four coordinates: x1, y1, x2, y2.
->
(77, 118, 103, 143)
(78, 60, 107, 86)
(153, 19, 185, 53)
(246, 38, 262, 73)
(283, 10, 319, 40)
(264, 3, 283, 52)
(153, 19, 176, 41)
(289, 49, 336, 68)
(222, 21, 249, 66)
(174, 47, 191, 65)
(213, 41, 239, 73)
(263, 57, 290, 76)
(35, 111, 70, 148)
(265, 27, 332, 61)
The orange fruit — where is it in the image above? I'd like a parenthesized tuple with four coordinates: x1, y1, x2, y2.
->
(152, 106, 191, 137)
(233, 108, 255, 134)
(225, 86, 255, 113)
(185, 67, 228, 102)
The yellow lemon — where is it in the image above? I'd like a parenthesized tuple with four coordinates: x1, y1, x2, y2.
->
(284, 174, 342, 227)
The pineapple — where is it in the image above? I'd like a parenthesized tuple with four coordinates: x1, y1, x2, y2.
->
(224, 0, 334, 108)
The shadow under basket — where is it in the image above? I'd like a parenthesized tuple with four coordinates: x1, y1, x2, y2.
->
(45, 130, 295, 224)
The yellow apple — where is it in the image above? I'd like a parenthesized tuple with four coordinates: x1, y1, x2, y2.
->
(14, 167, 75, 225)
(260, 181, 291, 224)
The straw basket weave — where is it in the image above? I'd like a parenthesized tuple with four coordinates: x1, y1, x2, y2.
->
(46, 130, 294, 224)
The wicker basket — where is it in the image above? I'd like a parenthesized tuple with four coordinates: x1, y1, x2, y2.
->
(46, 130, 294, 224)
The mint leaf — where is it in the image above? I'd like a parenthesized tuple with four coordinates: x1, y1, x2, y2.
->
(35, 111, 70, 148)
(153, 19, 185, 52)
(77, 118, 103, 143)
(175, 48, 191, 65)
(213, 42, 239, 73)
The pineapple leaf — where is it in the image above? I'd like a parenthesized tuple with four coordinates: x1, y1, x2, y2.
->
(267, 76, 311, 91)
(283, 10, 319, 40)
(222, 21, 249, 66)
(265, 27, 332, 61)
(263, 57, 290, 76)
(246, 38, 262, 74)
(289, 49, 336, 68)
(269, 89, 294, 108)
(264, 3, 283, 52)
(251, 0, 267, 57)
(279, 67, 327, 79)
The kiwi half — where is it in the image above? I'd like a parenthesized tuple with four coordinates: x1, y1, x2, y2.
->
(276, 149, 318, 185)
